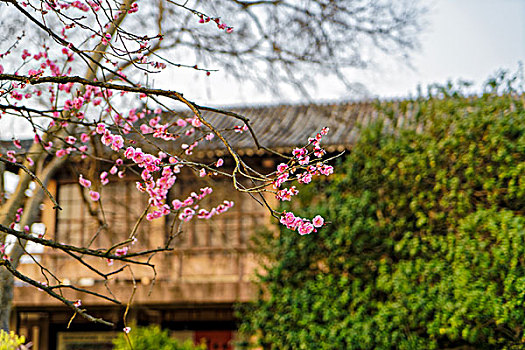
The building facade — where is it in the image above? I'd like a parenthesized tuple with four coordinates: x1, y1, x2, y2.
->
(9, 101, 395, 349)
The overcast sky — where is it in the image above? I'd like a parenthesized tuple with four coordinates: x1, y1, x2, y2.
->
(170, 0, 525, 106)
(1, 0, 524, 138)
(372, 0, 525, 98)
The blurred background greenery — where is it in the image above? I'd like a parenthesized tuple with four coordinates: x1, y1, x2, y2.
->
(112, 324, 206, 350)
(239, 72, 525, 350)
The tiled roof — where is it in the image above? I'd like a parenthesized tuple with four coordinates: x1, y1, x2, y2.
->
(1, 100, 417, 157)
(170, 100, 402, 156)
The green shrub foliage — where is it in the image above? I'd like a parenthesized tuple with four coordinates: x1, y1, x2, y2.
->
(240, 79, 525, 349)
(113, 324, 206, 350)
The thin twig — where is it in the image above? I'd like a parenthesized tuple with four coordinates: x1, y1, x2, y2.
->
(0, 157, 61, 210)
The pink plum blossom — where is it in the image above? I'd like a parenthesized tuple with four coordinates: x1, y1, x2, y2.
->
(312, 215, 325, 228)
(298, 222, 314, 235)
(96, 123, 106, 134)
(277, 163, 288, 173)
(12, 139, 22, 149)
(78, 175, 91, 188)
(89, 191, 100, 201)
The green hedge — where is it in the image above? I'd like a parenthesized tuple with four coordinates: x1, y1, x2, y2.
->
(240, 77, 525, 349)
(113, 324, 206, 350)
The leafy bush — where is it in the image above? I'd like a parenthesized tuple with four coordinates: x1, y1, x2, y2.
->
(0, 330, 27, 350)
(240, 77, 525, 349)
(113, 324, 205, 350)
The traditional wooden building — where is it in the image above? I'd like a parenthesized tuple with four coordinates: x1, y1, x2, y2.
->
(7, 100, 394, 350)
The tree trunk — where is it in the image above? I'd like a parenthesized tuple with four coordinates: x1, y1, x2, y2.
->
(0, 268, 14, 331)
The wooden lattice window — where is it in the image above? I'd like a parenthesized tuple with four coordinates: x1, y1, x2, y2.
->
(56, 180, 151, 249)
(57, 176, 269, 250)
(167, 177, 269, 248)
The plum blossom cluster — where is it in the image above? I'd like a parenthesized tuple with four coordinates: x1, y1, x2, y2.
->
(7, 208, 24, 230)
(197, 201, 234, 219)
(280, 212, 325, 235)
(9, 46, 73, 81)
(59, 83, 111, 113)
(138, 115, 208, 156)
(198, 15, 234, 33)
(97, 125, 177, 221)
(78, 175, 100, 201)
(273, 127, 332, 200)
(179, 199, 234, 222)
(276, 186, 298, 202)
(39, 0, 99, 12)
(273, 127, 333, 234)
(234, 124, 248, 133)
(96, 126, 234, 224)
(103, 244, 130, 267)
(49, 130, 89, 159)
(1, 244, 9, 261)
(115, 247, 128, 256)
(171, 187, 213, 211)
